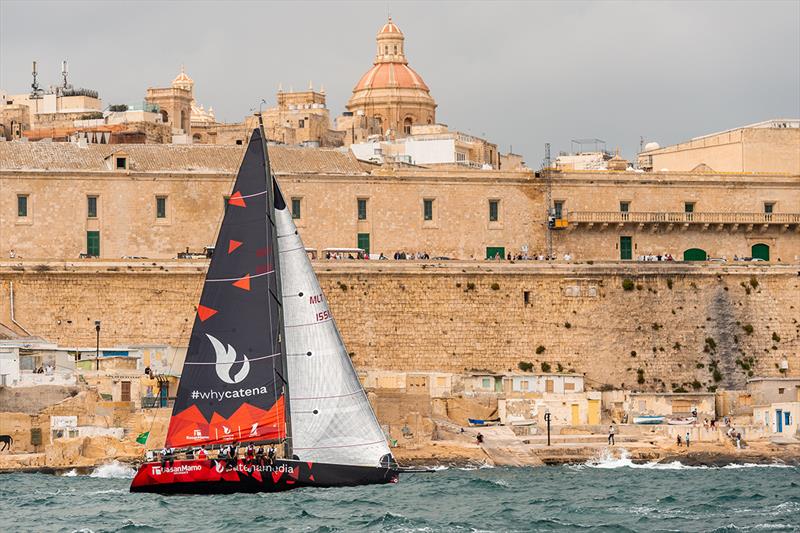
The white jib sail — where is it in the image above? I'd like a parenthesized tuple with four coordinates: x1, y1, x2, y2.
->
(275, 204, 391, 467)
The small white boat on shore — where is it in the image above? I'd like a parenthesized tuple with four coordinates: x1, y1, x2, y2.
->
(633, 415, 665, 425)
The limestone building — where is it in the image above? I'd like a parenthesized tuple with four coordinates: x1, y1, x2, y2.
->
(638, 119, 800, 174)
(343, 18, 437, 136)
(1, 140, 798, 263)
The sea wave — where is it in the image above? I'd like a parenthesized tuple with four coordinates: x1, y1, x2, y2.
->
(578, 449, 798, 471)
(88, 460, 136, 479)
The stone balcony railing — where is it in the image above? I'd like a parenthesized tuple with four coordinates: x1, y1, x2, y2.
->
(568, 211, 800, 228)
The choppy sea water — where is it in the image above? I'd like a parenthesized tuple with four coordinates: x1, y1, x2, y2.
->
(1, 453, 799, 533)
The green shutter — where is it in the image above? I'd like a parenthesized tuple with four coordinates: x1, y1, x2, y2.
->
(683, 248, 707, 261)
(486, 247, 505, 259)
(87, 231, 100, 257)
(357, 233, 370, 255)
(751, 243, 770, 261)
(620, 236, 632, 260)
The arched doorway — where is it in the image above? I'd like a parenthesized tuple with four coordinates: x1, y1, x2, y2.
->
(160, 110, 169, 123)
(403, 117, 413, 135)
(751, 243, 770, 261)
(683, 248, 707, 261)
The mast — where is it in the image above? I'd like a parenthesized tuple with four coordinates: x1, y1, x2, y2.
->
(258, 113, 293, 458)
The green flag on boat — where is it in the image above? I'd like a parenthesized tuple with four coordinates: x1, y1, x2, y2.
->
(136, 432, 149, 445)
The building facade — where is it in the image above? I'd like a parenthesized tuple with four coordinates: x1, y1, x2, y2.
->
(638, 119, 800, 174)
(2, 141, 799, 262)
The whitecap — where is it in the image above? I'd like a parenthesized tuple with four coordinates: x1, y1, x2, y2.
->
(88, 460, 136, 478)
(61, 469, 78, 477)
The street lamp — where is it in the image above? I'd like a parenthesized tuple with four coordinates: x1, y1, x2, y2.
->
(544, 410, 552, 446)
(95, 320, 101, 371)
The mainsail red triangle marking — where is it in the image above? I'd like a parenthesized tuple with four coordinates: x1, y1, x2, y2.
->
(228, 240, 243, 254)
(197, 305, 218, 322)
(232, 273, 251, 291)
(229, 191, 246, 207)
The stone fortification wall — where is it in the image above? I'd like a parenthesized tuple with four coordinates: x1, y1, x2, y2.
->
(1, 261, 798, 391)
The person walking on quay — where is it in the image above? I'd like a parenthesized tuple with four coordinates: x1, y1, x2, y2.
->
(608, 425, 616, 446)
(685, 431, 691, 448)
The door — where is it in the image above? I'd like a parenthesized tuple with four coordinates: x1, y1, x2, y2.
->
(776, 409, 783, 432)
(751, 243, 769, 261)
(545, 379, 554, 393)
(87, 231, 100, 257)
(588, 399, 601, 425)
(357, 233, 370, 255)
(620, 236, 632, 260)
(571, 404, 580, 425)
(683, 248, 707, 261)
(121, 381, 131, 402)
(494, 377, 503, 393)
(486, 246, 505, 259)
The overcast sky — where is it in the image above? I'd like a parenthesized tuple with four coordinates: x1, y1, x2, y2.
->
(1, 0, 798, 163)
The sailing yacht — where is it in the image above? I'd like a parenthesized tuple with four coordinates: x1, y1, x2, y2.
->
(130, 125, 399, 493)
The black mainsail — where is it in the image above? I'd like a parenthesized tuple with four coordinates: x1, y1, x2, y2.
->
(165, 128, 286, 448)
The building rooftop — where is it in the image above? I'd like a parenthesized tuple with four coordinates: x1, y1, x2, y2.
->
(0, 142, 369, 175)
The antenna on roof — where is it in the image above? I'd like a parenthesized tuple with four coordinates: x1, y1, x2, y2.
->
(61, 60, 69, 89)
(30, 61, 43, 100)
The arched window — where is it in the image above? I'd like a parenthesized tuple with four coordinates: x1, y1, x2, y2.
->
(394, 45, 397, 54)
(180, 110, 186, 132)
(403, 117, 413, 135)
(160, 110, 169, 123)
(384, 46, 388, 54)
(192, 133, 202, 143)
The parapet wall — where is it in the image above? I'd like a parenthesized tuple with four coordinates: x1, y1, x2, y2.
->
(1, 261, 798, 391)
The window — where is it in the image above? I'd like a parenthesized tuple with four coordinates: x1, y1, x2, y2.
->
(393, 45, 398, 54)
(565, 382, 576, 391)
(357, 198, 368, 220)
(404, 117, 412, 135)
(489, 200, 499, 222)
(115, 156, 127, 170)
(423, 199, 433, 221)
(684, 202, 695, 221)
(156, 196, 167, 219)
(779, 388, 785, 394)
(764, 202, 775, 221)
(520, 380, 529, 391)
(291, 198, 302, 220)
(620, 201, 629, 220)
(553, 201, 564, 219)
(235, 139, 243, 145)
(87, 231, 100, 257)
(87, 196, 98, 218)
(523, 291, 530, 305)
(17, 194, 28, 217)
(456, 152, 466, 162)
(121, 381, 131, 402)
(298, 119, 305, 128)
(482, 377, 491, 389)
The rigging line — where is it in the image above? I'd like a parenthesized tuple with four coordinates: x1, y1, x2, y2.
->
(291, 389, 364, 401)
(184, 352, 280, 365)
(205, 270, 273, 283)
(238, 189, 268, 199)
(278, 246, 305, 254)
(284, 317, 333, 328)
(293, 439, 386, 451)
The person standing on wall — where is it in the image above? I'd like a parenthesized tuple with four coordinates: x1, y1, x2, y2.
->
(608, 425, 616, 445)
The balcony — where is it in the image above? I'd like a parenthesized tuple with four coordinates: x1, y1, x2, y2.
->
(568, 211, 800, 231)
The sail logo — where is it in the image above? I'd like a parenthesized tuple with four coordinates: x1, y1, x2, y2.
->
(207, 334, 250, 384)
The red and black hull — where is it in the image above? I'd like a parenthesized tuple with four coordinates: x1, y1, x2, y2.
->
(130, 458, 399, 494)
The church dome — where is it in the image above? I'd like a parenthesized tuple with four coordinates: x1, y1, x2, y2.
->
(354, 63, 429, 92)
(346, 17, 436, 134)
